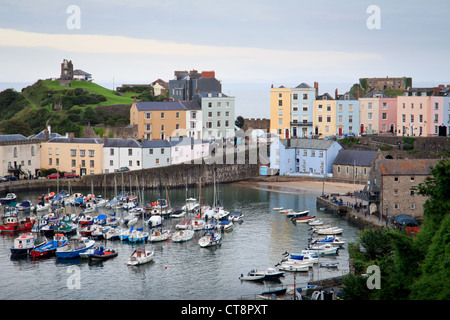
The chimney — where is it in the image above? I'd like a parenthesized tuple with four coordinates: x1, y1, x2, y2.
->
(335, 88, 338, 100)
(133, 97, 137, 103)
(44, 129, 49, 141)
(357, 89, 360, 99)
(68, 132, 74, 143)
(314, 81, 319, 98)
(102, 134, 107, 144)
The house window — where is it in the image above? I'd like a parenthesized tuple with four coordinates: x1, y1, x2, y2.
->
(56, 158, 59, 165)
(318, 116, 323, 123)
(14, 147, 17, 158)
(394, 177, 399, 182)
(80, 150, 86, 157)
(156, 158, 160, 164)
(129, 160, 132, 166)
(71, 149, 76, 156)
(394, 189, 399, 196)
(176, 112, 180, 119)
(72, 160, 76, 167)
(149, 149, 153, 155)
(48, 148, 52, 155)
(311, 150, 315, 157)
(161, 112, 165, 119)
(394, 204, 399, 209)
(319, 151, 323, 157)
(161, 148, 165, 155)
(410, 190, 415, 196)
(110, 149, 114, 156)
(293, 94, 298, 100)
(90, 160, 94, 168)
(382, 113, 387, 120)
(303, 150, 307, 156)
(410, 203, 416, 210)
(31, 146, 35, 156)
(110, 160, 113, 166)
(49, 158, 52, 165)
(145, 124, 152, 131)
(303, 94, 308, 100)
(337, 166, 341, 173)
(89, 150, 94, 157)
(410, 177, 415, 182)
(128, 149, 132, 156)
(55, 148, 59, 155)
(145, 112, 151, 119)
(278, 100, 283, 107)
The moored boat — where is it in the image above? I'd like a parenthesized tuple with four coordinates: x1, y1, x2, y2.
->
(55, 236, 95, 259)
(171, 229, 194, 243)
(126, 248, 154, 266)
(11, 233, 46, 256)
(89, 247, 118, 261)
(198, 231, 222, 248)
(30, 233, 67, 258)
(0, 193, 17, 205)
(0, 215, 34, 233)
(249, 267, 285, 279)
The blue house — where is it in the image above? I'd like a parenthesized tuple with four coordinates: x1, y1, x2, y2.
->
(270, 138, 342, 177)
(336, 92, 360, 137)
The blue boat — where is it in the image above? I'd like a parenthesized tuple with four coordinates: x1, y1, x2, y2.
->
(30, 234, 68, 258)
(56, 236, 95, 259)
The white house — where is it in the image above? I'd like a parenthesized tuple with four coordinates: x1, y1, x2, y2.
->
(73, 69, 92, 81)
(170, 137, 209, 165)
(0, 134, 42, 178)
(141, 140, 172, 169)
(103, 138, 142, 173)
(270, 138, 342, 177)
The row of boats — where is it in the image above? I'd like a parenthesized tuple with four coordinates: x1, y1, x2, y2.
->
(3, 187, 244, 266)
(238, 206, 347, 291)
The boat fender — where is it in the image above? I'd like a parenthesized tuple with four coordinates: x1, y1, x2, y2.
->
(18, 244, 23, 248)
(58, 242, 62, 246)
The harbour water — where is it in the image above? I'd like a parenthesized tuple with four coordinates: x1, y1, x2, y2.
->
(0, 182, 360, 300)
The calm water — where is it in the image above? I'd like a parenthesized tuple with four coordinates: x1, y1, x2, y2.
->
(0, 182, 360, 300)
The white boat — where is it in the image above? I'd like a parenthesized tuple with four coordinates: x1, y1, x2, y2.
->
(55, 236, 95, 259)
(128, 230, 149, 243)
(181, 198, 200, 212)
(272, 207, 283, 211)
(249, 267, 285, 279)
(82, 202, 96, 214)
(150, 229, 171, 242)
(94, 196, 107, 207)
(314, 226, 343, 235)
(147, 215, 162, 228)
(198, 231, 222, 248)
(126, 248, 154, 266)
(239, 273, 264, 281)
(171, 229, 194, 243)
(169, 210, 185, 218)
(16, 200, 33, 211)
(292, 216, 315, 224)
(286, 210, 310, 218)
(228, 211, 244, 222)
(319, 262, 339, 269)
(123, 214, 138, 226)
(277, 263, 309, 272)
(308, 219, 323, 226)
(176, 218, 191, 230)
(191, 219, 206, 231)
(204, 207, 229, 221)
(118, 226, 134, 241)
(311, 236, 345, 247)
(307, 243, 340, 256)
(279, 208, 293, 214)
(217, 220, 233, 232)
(104, 228, 121, 240)
(34, 202, 51, 212)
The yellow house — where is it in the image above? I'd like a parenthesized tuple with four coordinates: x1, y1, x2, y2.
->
(130, 101, 202, 140)
(313, 93, 337, 138)
(269, 86, 292, 138)
(40, 133, 104, 176)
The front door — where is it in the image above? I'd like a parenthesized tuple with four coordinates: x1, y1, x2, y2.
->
(285, 129, 289, 139)
(360, 124, 364, 134)
(338, 127, 343, 136)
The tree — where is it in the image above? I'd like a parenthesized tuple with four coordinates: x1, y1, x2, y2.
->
(235, 115, 245, 129)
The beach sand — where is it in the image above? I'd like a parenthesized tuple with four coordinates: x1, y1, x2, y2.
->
(237, 180, 365, 195)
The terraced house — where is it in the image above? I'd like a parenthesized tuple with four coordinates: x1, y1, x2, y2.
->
(130, 101, 202, 140)
(40, 133, 103, 176)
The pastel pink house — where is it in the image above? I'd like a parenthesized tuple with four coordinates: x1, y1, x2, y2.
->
(378, 97, 397, 135)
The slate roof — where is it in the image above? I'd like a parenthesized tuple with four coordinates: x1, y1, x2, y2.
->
(295, 83, 312, 89)
(317, 93, 334, 100)
(362, 90, 390, 98)
(280, 138, 339, 150)
(135, 101, 201, 111)
(103, 138, 141, 148)
(333, 150, 378, 166)
(141, 140, 172, 148)
(47, 137, 103, 144)
(0, 134, 27, 142)
(196, 91, 229, 98)
(28, 130, 62, 140)
(169, 137, 208, 147)
(73, 69, 91, 76)
(377, 159, 438, 175)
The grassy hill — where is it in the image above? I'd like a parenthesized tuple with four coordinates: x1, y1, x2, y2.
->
(0, 80, 134, 137)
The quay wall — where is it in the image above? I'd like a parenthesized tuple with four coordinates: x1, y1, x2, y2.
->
(0, 162, 260, 193)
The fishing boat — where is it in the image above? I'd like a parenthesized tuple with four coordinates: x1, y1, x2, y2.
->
(34, 202, 51, 212)
(16, 200, 33, 211)
(104, 228, 121, 240)
(292, 216, 315, 224)
(0, 215, 34, 233)
(0, 193, 17, 205)
(55, 236, 95, 259)
(249, 268, 285, 279)
(30, 233, 68, 258)
(191, 219, 206, 231)
(150, 229, 171, 242)
(126, 248, 154, 266)
(39, 192, 55, 201)
(176, 218, 192, 230)
(310, 236, 345, 247)
(128, 229, 149, 243)
(217, 220, 233, 232)
(10, 233, 46, 256)
(228, 211, 244, 223)
(198, 231, 222, 248)
(171, 229, 195, 243)
(306, 243, 340, 256)
(91, 226, 110, 240)
(89, 247, 118, 261)
(79, 214, 94, 226)
(54, 221, 77, 236)
(239, 273, 264, 281)
(79, 224, 98, 237)
(181, 198, 200, 212)
(286, 210, 310, 218)
(314, 226, 343, 235)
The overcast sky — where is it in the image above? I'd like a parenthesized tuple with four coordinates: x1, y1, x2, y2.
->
(0, 1, 449, 116)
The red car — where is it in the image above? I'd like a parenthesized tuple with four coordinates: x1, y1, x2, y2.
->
(64, 173, 79, 179)
(47, 173, 60, 179)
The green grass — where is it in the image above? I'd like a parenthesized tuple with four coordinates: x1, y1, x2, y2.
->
(43, 80, 134, 106)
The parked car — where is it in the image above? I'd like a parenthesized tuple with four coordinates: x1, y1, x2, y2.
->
(63, 173, 79, 179)
(4, 175, 18, 181)
(114, 167, 130, 172)
(47, 173, 61, 179)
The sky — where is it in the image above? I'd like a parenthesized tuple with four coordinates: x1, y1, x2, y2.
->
(0, 0, 449, 117)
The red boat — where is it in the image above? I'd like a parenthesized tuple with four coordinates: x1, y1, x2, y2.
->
(39, 192, 55, 201)
(0, 216, 34, 233)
